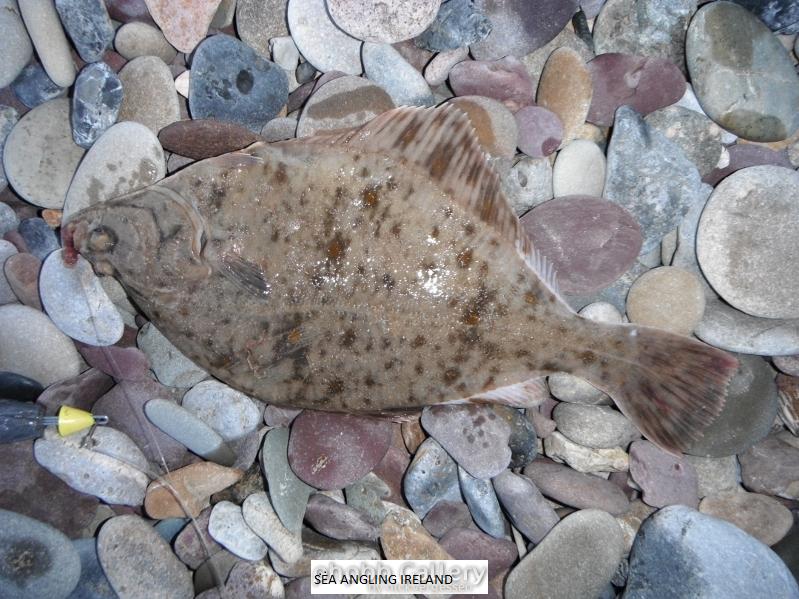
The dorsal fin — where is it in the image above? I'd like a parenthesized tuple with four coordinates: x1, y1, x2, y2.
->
(276, 105, 559, 292)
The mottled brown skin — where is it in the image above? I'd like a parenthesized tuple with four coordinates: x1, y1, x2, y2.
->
(65, 106, 737, 453)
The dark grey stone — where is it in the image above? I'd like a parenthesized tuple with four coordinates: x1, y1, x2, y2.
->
(55, 0, 115, 63)
(625, 505, 799, 598)
(0, 509, 81, 599)
(68, 538, 116, 599)
(0, 370, 44, 401)
(402, 437, 461, 518)
(730, 0, 799, 34)
(71, 62, 123, 149)
(12, 63, 67, 109)
(414, 0, 492, 52)
(189, 34, 289, 133)
(492, 470, 559, 544)
(604, 106, 703, 254)
(295, 60, 317, 84)
(458, 466, 506, 538)
(17, 218, 59, 260)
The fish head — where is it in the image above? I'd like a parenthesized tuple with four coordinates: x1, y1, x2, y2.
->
(62, 185, 211, 296)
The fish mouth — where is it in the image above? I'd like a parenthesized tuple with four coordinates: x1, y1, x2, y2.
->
(61, 219, 89, 267)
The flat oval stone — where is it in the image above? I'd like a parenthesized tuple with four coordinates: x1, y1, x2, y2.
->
(513, 105, 563, 158)
(145, 462, 242, 518)
(553, 403, 640, 449)
(54, 0, 115, 63)
(98, 514, 193, 599)
(458, 466, 505, 538)
(181, 379, 261, 442)
(504, 509, 624, 599)
(287, 0, 362, 74)
(71, 62, 123, 149)
(703, 143, 793, 186)
(739, 434, 799, 500)
(587, 53, 686, 127)
(225, 561, 284, 598)
(189, 34, 289, 132)
(362, 42, 434, 107)
(297, 76, 394, 137)
(39, 250, 124, 346)
(11, 62, 67, 109)
(626, 266, 706, 335)
(63, 121, 166, 220)
(0, 303, 83, 385)
(33, 428, 150, 506)
(645, 105, 724, 178)
(2, 98, 85, 208)
(288, 411, 392, 489)
(421, 403, 512, 479)
(421, 500, 473, 538)
(536, 47, 593, 143)
(470, 0, 579, 61)
(0, 508, 81, 599)
(137, 321, 208, 387)
(449, 96, 518, 158)
(520, 195, 643, 295)
(492, 470, 559, 543)
(158, 119, 260, 160)
(143, 0, 221, 54)
(303, 492, 379, 542)
(625, 505, 799, 599)
(380, 506, 452, 560)
(117, 55, 181, 134)
(700, 489, 793, 546)
(604, 106, 704, 253)
(261, 427, 314, 532)
(209, 500, 268, 560)
(414, 0, 492, 52)
(17, 0, 76, 87)
(402, 437, 461, 518)
(327, 0, 440, 43)
(145, 398, 236, 466)
(440, 527, 517, 579)
(448, 56, 534, 111)
(593, 0, 696, 74)
(236, 0, 290, 58)
(629, 440, 699, 508)
(687, 1, 799, 142)
(547, 371, 611, 405)
(114, 21, 177, 62)
(697, 166, 799, 319)
(241, 492, 303, 563)
(552, 139, 605, 197)
(524, 459, 630, 515)
(502, 156, 553, 215)
(543, 431, 629, 473)
(0, 1, 32, 88)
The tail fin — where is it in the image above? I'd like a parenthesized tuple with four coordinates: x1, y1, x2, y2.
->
(574, 321, 738, 454)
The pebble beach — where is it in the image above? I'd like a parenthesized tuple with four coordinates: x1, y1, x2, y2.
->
(0, 0, 799, 598)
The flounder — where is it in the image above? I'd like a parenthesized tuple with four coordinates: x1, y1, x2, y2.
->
(63, 106, 737, 453)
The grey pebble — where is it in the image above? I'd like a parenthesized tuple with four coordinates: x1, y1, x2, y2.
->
(458, 466, 506, 538)
(70, 62, 123, 149)
(362, 42, 435, 107)
(11, 62, 67, 108)
(209, 500, 267, 561)
(261, 427, 314, 533)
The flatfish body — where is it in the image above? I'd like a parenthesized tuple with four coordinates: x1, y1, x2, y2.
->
(65, 106, 737, 453)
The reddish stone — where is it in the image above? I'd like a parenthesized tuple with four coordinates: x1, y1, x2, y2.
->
(514, 105, 563, 158)
(440, 527, 517, 579)
(158, 119, 262, 160)
(449, 56, 534, 111)
(104, 0, 156, 24)
(36, 367, 115, 415)
(76, 343, 152, 381)
(703, 144, 793, 186)
(519, 195, 643, 295)
(3, 252, 42, 309)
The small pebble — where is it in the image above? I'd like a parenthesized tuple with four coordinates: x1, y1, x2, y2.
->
(414, 0, 492, 52)
(403, 437, 461, 518)
(269, 528, 380, 578)
(54, 0, 115, 63)
(17, 0, 76, 87)
(422, 500, 474, 538)
(261, 427, 314, 533)
(242, 491, 304, 562)
(703, 143, 793, 186)
(552, 139, 605, 197)
(0, 240, 17, 305)
(70, 62, 123, 149)
(98, 514, 194, 599)
(547, 371, 611, 404)
(513, 105, 563, 158)
(11, 62, 67, 108)
(17, 217, 59, 260)
(421, 403, 512, 479)
(544, 431, 629, 473)
(71, 538, 116, 599)
(288, 410, 392, 489)
(449, 56, 533, 111)
(236, 0, 290, 59)
(536, 47, 593, 144)
(114, 21, 177, 62)
(39, 250, 124, 346)
(629, 440, 699, 508)
(2, 98, 85, 208)
(173, 508, 223, 569)
(625, 266, 706, 335)
(327, 0, 441, 44)
(502, 156, 553, 215)
(553, 403, 639, 449)
(76, 343, 150, 381)
(117, 55, 181, 134)
(189, 34, 289, 132)
(739, 434, 799, 500)
(504, 509, 624, 599)
(137, 321, 208, 387)
(0, 1, 32, 88)
(362, 42, 435, 107)
(625, 505, 799, 598)
(145, 398, 236, 466)
(524, 459, 630, 515)
(287, 0, 363, 75)
(380, 506, 452, 560)
(144, 462, 242, 518)
(645, 105, 723, 178)
(458, 466, 505, 538)
(492, 469, 559, 543)
(303, 492, 379, 542)
(209, 500, 268, 561)
(144, 0, 222, 54)
(439, 527, 517, 579)
(181, 379, 261, 442)
(225, 561, 284, 598)
(700, 489, 793, 546)
(0, 508, 81, 599)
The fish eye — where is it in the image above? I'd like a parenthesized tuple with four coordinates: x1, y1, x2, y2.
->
(88, 226, 117, 253)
